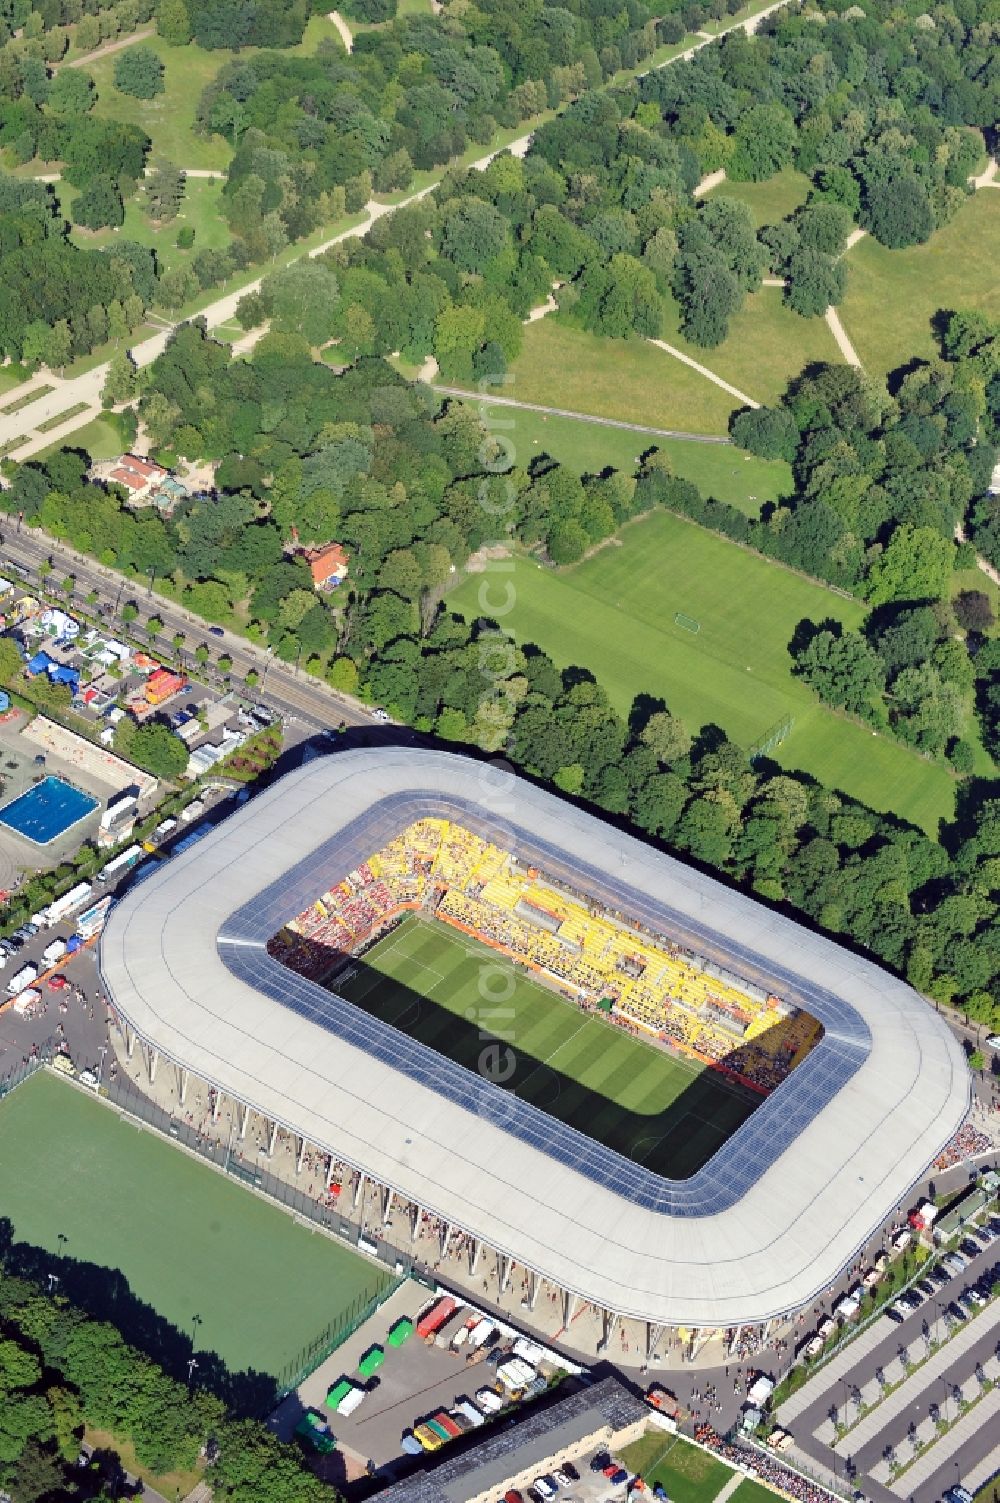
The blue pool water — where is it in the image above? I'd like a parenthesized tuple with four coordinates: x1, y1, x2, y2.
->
(0, 776, 99, 846)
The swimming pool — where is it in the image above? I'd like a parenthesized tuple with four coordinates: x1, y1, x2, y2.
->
(0, 776, 100, 846)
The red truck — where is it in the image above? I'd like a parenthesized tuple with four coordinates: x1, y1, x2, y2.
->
(416, 1296, 458, 1339)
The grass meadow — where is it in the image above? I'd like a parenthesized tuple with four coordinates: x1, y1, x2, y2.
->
(484, 404, 792, 512)
(838, 192, 1000, 375)
(705, 168, 812, 226)
(507, 320, 740, 435)
(449, 513, 962, 834)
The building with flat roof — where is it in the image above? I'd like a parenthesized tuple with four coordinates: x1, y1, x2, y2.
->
(375, 1378, 647, 1503)
(98, 749, 970, 1350)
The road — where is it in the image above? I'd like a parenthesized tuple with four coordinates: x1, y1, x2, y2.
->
(0, 523, 376, 734)
(0, 0, 796, 463)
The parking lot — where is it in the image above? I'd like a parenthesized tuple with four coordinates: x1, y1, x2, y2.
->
(779, 1213, 1000, 1503)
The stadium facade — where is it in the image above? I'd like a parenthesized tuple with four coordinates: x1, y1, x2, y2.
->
(99, 748, 970, 1349)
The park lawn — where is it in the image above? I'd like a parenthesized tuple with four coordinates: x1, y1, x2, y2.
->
(659, 285, 845, 408)
(63, 176, 231, 275)
(728, 1481, 785, 1503)
(468, 403, 791, 512)
(706, 168, 812, 227)
(0, 1072, 388, 1379)
(506, 319, 739, 436)
(339, 915, 754, 1178)
(838, 192, 1000, 375)
(620, 1431, 735, 1503)
(289, 12, 348, 52)
(449, 513, 960, 834)
(86, 34, 233, 170)
(951, 566, 1000, 635)
(0, 363, 31, 396)
(38, 412, 127, 462)
(84, 1427, 202, 1501)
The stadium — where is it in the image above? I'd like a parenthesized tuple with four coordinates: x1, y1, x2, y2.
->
(99, 747, 970, 1351)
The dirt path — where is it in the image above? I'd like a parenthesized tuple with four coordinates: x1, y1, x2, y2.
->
(694, 168, 726, 197)
(970, 157, 998, 190)
(844, 227, 867, 251)
(647, 337, 760, 408)
(430, 385, 732, 444)
(825, 305, 861, 367)
(955, 520, 1000, 588)
(58, 25, 154, 68)
(328, 10, 353, 52)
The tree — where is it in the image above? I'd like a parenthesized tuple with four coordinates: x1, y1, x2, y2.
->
(864, 168, 934, 249)
(102, 350, 138, 407)
(640, 711, 691, 765)
(786, 248, 846, 319)
(48, 68, 96, 117)
(968, 1049, 985, 1073)
(729, 405, 798, 461)
(157, 0, 191, 44)
(115, 719, 188, 778)
(729, 102, 797, 182)
(45, 320, 73, 376)
(866, 526, 953, 606)
(72, 177, 124, 231)
(114, 44, 165, 99)
(146, 164, 184, 223)
(792, 628, 885, 716)
(953, 590, 994, 633)
(439, 198, 509, 273)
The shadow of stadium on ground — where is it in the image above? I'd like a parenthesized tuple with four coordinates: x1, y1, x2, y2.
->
(287, 934, 812, 1183)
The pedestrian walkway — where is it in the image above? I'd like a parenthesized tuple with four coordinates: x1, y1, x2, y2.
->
(711, 1468, 748, 1503)
(779, 1317, 896, 1424)
(825, 306, 861, 367)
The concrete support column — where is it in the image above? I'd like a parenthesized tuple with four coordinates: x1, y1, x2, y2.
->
(239, 1102, 250, 1140)
(561, 1289, 578, 1327)
(353, 1172, 367, 1212)
(125, 1025, 135, 1059)
(469, 1239, 482, 1276)
(325, 1157, 337, 1190)
(178, 1067, 188, 1106)
(498, 1254, 514, 1294)
(211, 1091, 221, 1123)
(381, 1186, 395, 1222)
(410, 1205, 422, 1244)
(598, 1308, 619, 1353)
(646, 1322, 665, 1363)
(148, 1047, 158, 1084)
(439, 1222, 453, 1260)
(296, 1137, 307, 1175)
(526, 1271, 540, 1310)
(267, 1120, 278, 1158)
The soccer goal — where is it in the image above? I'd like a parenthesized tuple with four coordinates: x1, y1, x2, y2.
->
(748, 716, 794, 763)
(674, 612, 700, 634)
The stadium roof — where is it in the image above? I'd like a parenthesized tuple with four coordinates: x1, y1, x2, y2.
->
(99, 748, 970, 1328)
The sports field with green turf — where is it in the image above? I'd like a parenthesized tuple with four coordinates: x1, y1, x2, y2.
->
(0, 1072, 388, 1379)
(449, 513, 961, 835)
(337, 914, 756, 1179)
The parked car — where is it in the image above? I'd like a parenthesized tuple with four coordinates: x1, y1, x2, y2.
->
(47, 975, 68, 991)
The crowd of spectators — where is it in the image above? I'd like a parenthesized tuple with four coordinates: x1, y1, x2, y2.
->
(696, 1426, 841, 1503)
(933, 1121, 993, 1169)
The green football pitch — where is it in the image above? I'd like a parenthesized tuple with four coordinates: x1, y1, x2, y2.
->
(338, 915, 755, 1179)
(0, 1072, 388, 1380)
